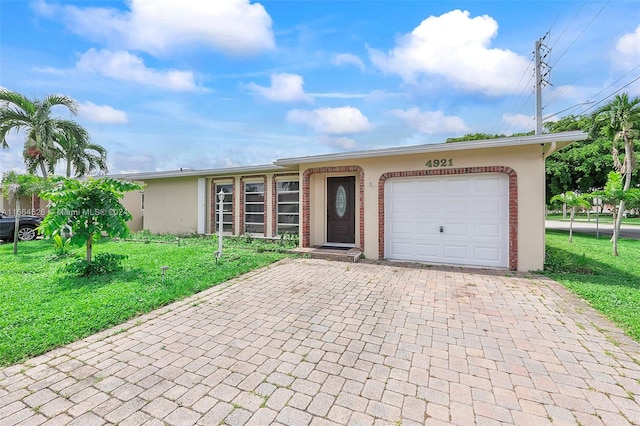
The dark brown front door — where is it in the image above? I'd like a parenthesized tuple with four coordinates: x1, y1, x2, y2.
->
(327, 176, 355, 244)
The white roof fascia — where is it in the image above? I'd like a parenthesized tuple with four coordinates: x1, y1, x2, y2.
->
(110, 164, 295, 181)
(274, 131, 588, 166)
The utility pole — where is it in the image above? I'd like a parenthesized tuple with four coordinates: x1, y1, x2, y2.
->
(535, 34, 551, 134)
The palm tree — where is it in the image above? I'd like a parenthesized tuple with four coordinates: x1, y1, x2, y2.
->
(54, 127, 108, 177)
(591, 93, 640, 246)
(0, 90, 86, 178)
(550, 191, 591, 243)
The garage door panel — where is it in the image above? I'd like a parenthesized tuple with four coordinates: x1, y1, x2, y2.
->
(474, 223, 502, 238)
(443, 244, 468, 261)
(415, 243, 439, 258)
(385, 173, 508, 268)
(390, 221, 414, 234)
(416, 180, 440, 193)
(475, 247, 501, 263)
(475, 176, 504, 192)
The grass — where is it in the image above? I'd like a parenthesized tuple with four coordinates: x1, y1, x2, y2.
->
(546, 213, 640, 225)
(543, 230, 640, 342)
(0, 233, 294, 367)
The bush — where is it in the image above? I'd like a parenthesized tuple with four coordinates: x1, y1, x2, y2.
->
(64, 252, 129, 276)
(544, 246, 597, 274)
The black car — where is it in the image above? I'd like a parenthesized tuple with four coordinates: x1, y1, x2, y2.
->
(0, 213, 42, 241)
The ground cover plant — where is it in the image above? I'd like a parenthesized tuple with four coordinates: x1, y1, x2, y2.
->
(543, 230, 640, 342)
(0, 233, 294, 366)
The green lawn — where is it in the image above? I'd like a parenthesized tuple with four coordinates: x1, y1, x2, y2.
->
(0, 234, 293, 367)
(543, 230, 640, 342)
(546, 213, 640, 225)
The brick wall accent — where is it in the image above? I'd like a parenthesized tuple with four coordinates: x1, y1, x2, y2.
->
(240, 175, 268, 236)
(301, 166, 364, 249)
(271, 173, 300, 237)
(211, 178, 235, 235)
(378, 167, 518, 270)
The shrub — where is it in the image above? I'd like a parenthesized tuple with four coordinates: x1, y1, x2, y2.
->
(64, 252, 128, 276)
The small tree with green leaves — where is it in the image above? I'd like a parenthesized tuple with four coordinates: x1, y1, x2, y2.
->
(39, 177, 143, 264)
(592, 171, 640, 256)
(550, 191, 591, 242)
(1, 172, 47, 254)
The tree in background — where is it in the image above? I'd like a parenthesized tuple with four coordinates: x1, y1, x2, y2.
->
(591, 94, 640, 244)
(0, 90, 104, 178)
(39, 177, 143, 263)
(55, 129, 108, 177)
(1, 172, 47, 254)
(543, 115, 618, 204)
(549, 191, 591, 243)
(592, 172, 640, 255)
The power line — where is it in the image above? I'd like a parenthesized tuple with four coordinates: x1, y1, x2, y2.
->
(549, 0, 611, 69)
(576, 74, 640, 116)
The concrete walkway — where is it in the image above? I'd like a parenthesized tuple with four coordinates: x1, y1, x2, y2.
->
(1, 259, 639, 425)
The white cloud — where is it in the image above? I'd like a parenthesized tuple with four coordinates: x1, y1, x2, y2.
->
(369, 10, 531, 96)
(34, 0, 275, 56)
(332, 53, 366, 71)
(502, 113, 534, 132)
(246, 73, 313, 103)
(76, 49, 197, 91)
(79, 102, 128, 124)
(286, 107, 373, 134)
(615, 25, 640, 69)
(390, 108, 468, 134)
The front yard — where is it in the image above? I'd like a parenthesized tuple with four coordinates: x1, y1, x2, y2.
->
(543, 230, 640, 342)
(0, 234, 293, 367)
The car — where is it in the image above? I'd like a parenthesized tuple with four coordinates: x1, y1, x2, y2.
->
(0, 212, 42, 242)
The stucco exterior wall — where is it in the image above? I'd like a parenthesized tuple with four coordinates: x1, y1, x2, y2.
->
(144, 178, 199, 235)
(301, 144, 546, 271)
(120, 190, 144, 232)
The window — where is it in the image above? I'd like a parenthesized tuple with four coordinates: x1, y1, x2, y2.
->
(244, 182, 265, 234)
(215, 184, 233, 233)
(276, 181, 299, 235)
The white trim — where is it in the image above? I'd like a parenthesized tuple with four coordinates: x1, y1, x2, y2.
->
(274, 131, 587, 166)
(197, 178, 205, 234)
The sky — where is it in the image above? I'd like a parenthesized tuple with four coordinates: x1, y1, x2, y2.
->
(0, 0, 639, 175)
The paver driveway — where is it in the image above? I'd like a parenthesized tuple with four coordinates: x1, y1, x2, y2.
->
(1, 258, 639, 425)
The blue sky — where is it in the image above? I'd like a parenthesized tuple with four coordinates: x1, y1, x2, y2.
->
(1, 0, 639, 175)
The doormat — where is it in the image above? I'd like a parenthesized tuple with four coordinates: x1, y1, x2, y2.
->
(319, 246, 351, 251)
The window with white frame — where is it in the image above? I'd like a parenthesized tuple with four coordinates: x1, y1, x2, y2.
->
(215, 183, 233, 233)
(276, 180, 299, 235)
(244, 182, 265, 234)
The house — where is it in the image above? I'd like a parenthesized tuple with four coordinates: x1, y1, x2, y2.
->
(113, 131, 588, 271)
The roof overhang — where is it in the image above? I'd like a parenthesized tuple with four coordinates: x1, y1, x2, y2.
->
(109, 164, 295, 181)
(274, 131, 588, 166)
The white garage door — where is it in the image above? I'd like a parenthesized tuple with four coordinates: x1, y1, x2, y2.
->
(385, 173, 509, 268)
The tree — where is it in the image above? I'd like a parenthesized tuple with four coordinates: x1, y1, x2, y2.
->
(543, 115, 621, 203)
(549, 191, 591, 242)
(591, 93, 640, 244)
(592, 172, 640, 256)
(54, 129, 108, 177)
(39, 177, 143, 262)
(0, 90, 88, 177)
(1, 172, 47, 254)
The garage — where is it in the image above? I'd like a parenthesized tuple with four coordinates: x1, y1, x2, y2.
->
(384, 173, 509, 268)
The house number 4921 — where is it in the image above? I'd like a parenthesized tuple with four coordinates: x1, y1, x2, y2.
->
(425, 158, 453, 168)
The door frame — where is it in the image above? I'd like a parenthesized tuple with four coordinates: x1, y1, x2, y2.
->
(326, 176, 356, 246)
(301, 166, 365, 250)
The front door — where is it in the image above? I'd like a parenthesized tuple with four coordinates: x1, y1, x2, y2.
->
(327, 176, 355, 244)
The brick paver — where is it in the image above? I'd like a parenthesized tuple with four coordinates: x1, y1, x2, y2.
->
(1, 258, 639, 425)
